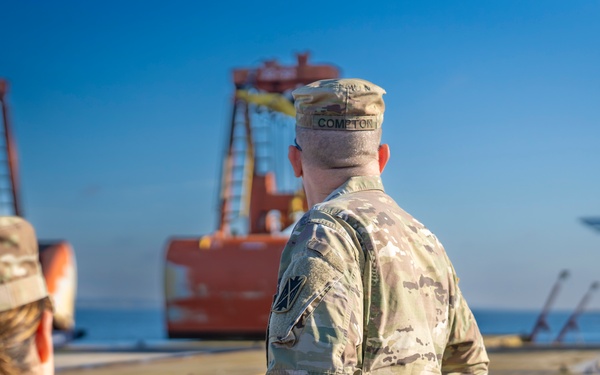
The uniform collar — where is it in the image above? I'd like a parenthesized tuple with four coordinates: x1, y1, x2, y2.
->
(323, 175, 385, 202)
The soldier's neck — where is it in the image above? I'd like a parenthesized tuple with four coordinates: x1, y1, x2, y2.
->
(301, 159, 382, 207)
(302, 169, 347, 208)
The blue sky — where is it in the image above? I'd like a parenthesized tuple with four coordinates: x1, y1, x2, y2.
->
(1, 0, 599, 311)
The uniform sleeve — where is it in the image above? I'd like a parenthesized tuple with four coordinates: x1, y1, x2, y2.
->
(266, 220, 364, 375)
(441, 277, 489, 375)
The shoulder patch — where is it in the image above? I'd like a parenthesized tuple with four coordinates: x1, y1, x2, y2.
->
(272, 275, 307, 313)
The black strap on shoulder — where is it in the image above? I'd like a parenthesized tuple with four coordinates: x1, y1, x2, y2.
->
(312, 209, 369, 370)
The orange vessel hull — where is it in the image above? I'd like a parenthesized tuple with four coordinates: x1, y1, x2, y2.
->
(39, 240, 77, 332)
(165, 234, 286, 339)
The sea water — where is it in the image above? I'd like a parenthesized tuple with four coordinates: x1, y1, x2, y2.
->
(72, 307, 600, 345)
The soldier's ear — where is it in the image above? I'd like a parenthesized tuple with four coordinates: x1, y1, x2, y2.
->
(378, 144, 390, 173)
(288, 145, 303, 177)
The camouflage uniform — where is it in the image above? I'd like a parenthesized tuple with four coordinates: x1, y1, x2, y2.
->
(267, 176, 489, 374)
(0, 216, 49, 312)
(266, 79, 488, 374)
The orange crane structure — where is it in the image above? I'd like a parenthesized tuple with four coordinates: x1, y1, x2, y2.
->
(164, 53, 339, 339)
(0, 79, 78, 342)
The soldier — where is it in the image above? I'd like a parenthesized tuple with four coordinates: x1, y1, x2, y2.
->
(266, 79, 489, 374)
(0, 216, 54, 375)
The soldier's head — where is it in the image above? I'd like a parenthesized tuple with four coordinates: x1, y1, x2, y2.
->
(0, 216, 54, 375)
(290, 78, 389, 177)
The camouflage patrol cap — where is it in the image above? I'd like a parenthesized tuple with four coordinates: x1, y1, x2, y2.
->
(0, 216, 48, 312)
(293, 78, 386, 131)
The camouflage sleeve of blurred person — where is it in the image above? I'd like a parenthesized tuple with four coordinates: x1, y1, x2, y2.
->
(266, 210, 364, 374)
(441, 262, 489, 374)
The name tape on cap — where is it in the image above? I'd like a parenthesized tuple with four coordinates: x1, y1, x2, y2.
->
(311, 115, 379, 130)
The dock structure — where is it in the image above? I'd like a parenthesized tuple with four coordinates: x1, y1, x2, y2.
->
(555, 281, 599, 344)
(54, 340, 600, 374)
(525, 270, 569, 343)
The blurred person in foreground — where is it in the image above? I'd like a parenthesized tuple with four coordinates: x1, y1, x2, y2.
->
(266, 79, 489, 374)
(0, 216, 54, 375)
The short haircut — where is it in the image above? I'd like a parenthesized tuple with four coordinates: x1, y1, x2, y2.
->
(296, 126, 382, 170)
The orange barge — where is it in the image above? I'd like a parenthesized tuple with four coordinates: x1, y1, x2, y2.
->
(164, 53, 339, 339)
